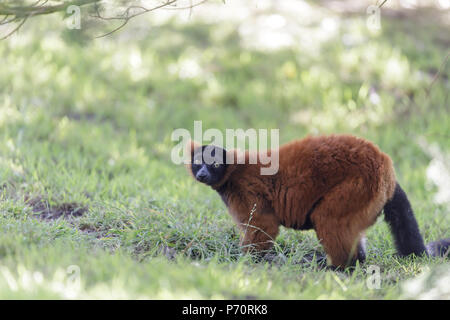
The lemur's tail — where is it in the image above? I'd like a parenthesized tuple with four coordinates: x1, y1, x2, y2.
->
(426, 238, 450, 257)
(383, 183, 449, 258)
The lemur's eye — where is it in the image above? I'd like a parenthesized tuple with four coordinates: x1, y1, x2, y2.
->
(213, 162, 220, 168)
(194, 159, 202, 165)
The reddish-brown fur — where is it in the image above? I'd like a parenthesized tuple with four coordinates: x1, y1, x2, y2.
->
(187, 135, 397, 268)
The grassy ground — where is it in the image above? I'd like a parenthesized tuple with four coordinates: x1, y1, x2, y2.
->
(0, 1, 449, 299)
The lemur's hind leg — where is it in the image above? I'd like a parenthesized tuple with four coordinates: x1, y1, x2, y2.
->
(310, 178, 381, 268)
(313, 216, 366, 268)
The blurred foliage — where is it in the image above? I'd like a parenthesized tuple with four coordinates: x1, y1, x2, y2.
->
(0, 0, 449, 299)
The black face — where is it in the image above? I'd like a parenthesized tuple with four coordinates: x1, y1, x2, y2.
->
(191, 145, 228, 186)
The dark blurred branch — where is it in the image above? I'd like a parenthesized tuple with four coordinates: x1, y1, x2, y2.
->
(92, 0, 179, 38)
(378, 0, 388, 8)
(0, 0, 98, 17)
(426, 52, 450, 97)
(0, 0, 211, 39)
(0, 16, 28, 40)
(0, 0, 99, 39)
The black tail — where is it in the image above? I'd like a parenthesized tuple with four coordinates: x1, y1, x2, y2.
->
(426, 238, 450, 257)
(383, 183, 449, 258)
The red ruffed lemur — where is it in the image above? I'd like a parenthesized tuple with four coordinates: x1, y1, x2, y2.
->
(186, 135, 449, 268)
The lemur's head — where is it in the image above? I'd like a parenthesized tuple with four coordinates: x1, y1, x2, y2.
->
(190, 144, 228, 186)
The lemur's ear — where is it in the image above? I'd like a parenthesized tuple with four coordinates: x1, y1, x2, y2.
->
(184, 139, 200, 163)
(184, 140, 201, 178)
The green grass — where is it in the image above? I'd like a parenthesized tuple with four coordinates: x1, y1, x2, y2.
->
(0, 2, 449, 299)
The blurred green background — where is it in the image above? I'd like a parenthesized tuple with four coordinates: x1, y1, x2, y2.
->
(0, 0, 449, 299)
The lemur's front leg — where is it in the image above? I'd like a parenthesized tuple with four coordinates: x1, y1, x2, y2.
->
(238, 212, 280, 253)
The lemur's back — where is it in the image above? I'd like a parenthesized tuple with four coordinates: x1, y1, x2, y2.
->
(263, 135, 395, 235)
(278, 134, 394, 191)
